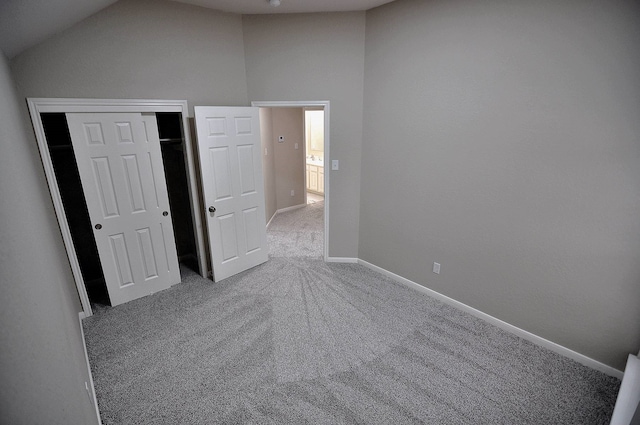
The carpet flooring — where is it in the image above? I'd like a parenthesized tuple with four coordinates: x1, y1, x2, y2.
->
(267, 201, 324, 258)
(83, 203, 620, 424)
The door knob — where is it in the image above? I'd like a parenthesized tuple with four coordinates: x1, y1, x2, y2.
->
(208, 206, 216, 213)
(163, 211, 168, 216)
(95, 224, 102, 230)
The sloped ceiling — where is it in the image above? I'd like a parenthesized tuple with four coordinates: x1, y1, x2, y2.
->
(0, 0, 396, 59)
(0, 0, 118, 58)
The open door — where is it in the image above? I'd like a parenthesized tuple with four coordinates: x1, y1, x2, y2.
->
(194, 106, 268, 281)
(66, 112, 180, 306)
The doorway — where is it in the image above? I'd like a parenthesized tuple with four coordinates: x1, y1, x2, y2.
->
(252, 101, 330, 261)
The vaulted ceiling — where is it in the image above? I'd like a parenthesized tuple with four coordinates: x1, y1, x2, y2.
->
(0, 0, 396, 58)
(173, 0, 396, 14)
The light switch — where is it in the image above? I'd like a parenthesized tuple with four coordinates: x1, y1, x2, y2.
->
(294, 143, 299, 150)
(278, 136, 284, 143)
(331, 160, 339, 170)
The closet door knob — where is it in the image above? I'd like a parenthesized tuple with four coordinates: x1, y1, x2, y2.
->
(208, 206, 216, 214)
(95, 224, 102, 230)
(163, 211, 168, 216)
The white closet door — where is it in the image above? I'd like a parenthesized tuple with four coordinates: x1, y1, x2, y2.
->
(194, 106, 268, 281)
(66, 112, 180, 306)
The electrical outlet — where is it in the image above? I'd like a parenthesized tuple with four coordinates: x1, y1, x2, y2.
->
(433, 262, 441, 274)
(290, 190, 295, 196)
(264, 147, 268, 156)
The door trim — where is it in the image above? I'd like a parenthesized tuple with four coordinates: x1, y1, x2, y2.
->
(27, 98, 207, 316)
(251, 100, 330, 262)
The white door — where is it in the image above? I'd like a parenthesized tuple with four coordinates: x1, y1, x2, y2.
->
(194, 107, 268, 281)
(66, 112, 180, 306)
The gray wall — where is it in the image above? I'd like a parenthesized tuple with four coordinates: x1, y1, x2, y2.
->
(8, 0, 639, 374)
(272, 108, 306, 209)
(360, 0, 640, 370)
(259, 108, 277, 223)
(0, 52, 98, 423)
(243, 12, 366, 258)
(12, 3, 364, 259)
(11, 0, 249, 114)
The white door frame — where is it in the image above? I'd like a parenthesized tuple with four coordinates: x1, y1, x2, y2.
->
(27, 98, 207, 316)
(251, 100, 330, 261)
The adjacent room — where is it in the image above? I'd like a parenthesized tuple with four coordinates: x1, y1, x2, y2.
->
(304, 108, 325, 204)
(1, 0, 639, 423)
(259, 105, 327, 258)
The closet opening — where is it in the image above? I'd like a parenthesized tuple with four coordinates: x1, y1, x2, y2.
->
(156, 113, 199, 273)
(41, 112, 199, 309)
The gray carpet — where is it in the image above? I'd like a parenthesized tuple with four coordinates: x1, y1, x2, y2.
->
(83, 204, 620, 424)
(267, 201, 324, 258)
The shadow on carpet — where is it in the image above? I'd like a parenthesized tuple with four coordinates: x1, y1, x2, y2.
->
(83, 258, 619, 424)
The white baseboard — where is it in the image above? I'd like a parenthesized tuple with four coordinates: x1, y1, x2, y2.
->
(267, 204, 307, 230)
(266, 212, 276, 229)
(275, 203, 307, 214)
(326, 257, 358, 263)
(356, 259, 623, 379)
(78, 312, 102, 424)
(610, 354, 640, 424)
(267, 204, 307, 229)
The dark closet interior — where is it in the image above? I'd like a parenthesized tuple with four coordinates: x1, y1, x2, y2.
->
(42, 112, 198, 308)
(156, 113, 198, 272)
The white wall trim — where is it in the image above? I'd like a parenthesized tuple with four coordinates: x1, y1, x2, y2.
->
(266, 203, 306, 230)
(326, 257, 358, 263)
(610, 354, 640, 424)
(27, 98, 207, 317)
(275, 203, 307, 214)
(251, 100, 330, 262)
(266, 211, 277, 229)
(357, 258, 624, 379)
(78, 313, 102, 424)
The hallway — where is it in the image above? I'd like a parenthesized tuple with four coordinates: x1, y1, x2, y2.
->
(267, 202, 324, 258)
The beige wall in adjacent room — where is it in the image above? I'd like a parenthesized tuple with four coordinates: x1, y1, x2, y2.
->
(259, 108, 277, 223)
(360, 0, 640, 370)
(243, 12, 366, 258)
(0, 51, 98, 424)
(10, 0, 249, 114)
(271, 108, 306, 210)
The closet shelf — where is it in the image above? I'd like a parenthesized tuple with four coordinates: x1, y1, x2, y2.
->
(160, 138, 183, 144)
(49, 145, 73, 151)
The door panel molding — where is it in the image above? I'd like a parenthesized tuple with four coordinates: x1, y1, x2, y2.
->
(194, 106, 268, 282)
(27, 98, 206, 316)
(66, 112, 179, 306)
